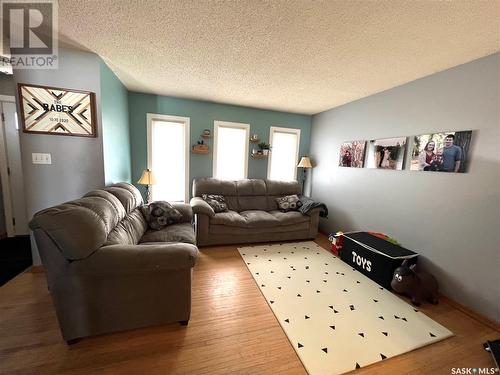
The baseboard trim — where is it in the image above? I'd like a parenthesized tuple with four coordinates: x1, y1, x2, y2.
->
(440, 295, 499, 332)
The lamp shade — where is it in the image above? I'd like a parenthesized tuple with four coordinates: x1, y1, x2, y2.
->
(297, 156, 313, 168)
(137, 169, 156, 185)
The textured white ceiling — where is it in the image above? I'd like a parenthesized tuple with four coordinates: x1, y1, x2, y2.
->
(58, 0, 499, 114)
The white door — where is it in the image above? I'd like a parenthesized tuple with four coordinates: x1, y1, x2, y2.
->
(0, 97, 28, 236)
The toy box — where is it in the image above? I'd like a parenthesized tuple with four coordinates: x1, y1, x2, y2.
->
(340, 231, 418, 290)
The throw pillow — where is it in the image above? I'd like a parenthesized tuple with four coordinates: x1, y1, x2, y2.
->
(201, 194, 228, 213)
(276, 194, 303, 212)
(140, 201, 183, 230)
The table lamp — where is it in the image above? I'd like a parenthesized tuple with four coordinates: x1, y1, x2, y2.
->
(137, 168, 156, 204)
(297, 156, 313, 195)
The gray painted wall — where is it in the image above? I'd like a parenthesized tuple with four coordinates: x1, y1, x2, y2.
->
(0, 74, 15, 96)
(310, 53, 500, 322)
(13, 49, 105, 263)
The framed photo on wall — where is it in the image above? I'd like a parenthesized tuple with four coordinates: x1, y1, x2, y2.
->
(410, 131, 472, 173)
(366, 137, 407, 170)
(338, 140, 366, 168)
(18, 83, 97, 137)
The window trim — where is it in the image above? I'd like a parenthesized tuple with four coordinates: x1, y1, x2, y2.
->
(146, 113, 190, 202)
(213, 120, 250, 180)
(267, 126, 301, 181)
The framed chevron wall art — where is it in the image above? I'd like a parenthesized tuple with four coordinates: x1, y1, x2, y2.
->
(18, 84, 97, 137)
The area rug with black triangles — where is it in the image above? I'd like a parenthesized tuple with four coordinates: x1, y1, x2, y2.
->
(238, 241, 453, 374)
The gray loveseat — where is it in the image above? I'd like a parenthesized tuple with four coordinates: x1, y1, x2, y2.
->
(190, 178, 320, 246)
(29, 183, 198, 343)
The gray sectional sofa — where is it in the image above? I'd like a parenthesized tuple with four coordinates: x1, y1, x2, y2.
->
(190, 178, 321, 246)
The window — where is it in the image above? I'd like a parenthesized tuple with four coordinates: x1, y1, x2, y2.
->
(213, 121, 250, 180)
(147, 114, 190, 202)
(268, 126, 301, 181)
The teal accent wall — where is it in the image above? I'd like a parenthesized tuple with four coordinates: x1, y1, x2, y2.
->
(128, 92, 312, 198)
(100, 61, 131, 184)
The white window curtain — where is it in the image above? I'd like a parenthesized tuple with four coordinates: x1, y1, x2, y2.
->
(213, 121, 249, 180)
(268, 127, 301, 181)
(148, 114, 190, 202)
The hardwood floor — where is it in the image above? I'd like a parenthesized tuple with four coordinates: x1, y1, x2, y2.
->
(0, 234, 498, 374)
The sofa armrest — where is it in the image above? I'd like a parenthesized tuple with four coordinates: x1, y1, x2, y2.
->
(304, 207, 322, 217)
(190, 197, 215, 217)
(69, 243, 198, 275)
(171, 202, 193, 223)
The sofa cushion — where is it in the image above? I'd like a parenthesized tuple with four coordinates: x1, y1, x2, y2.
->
(170, 202, 194, 223)
(106, 209, 147, 246)
(275, 194, 303, 212)
(84, 189, 126, 222)
(103, 183, 143, 214)
(238, 196, 267, 211)
(209, 221, 309, 235)
(266, 180, 302, 196)
(201, 194, 228, 213)
(29, 196, 120, 261)
(236, 179, 267, 195)
(140, 222, 196, 245)
(193, 178, 237, 196)
(269, 210, 310, 225)
(265, 180, 302, 211)
(210, 210, 248, 227)
(141, 201, 183, 230)
(236, 180, 268, 211)
(239, 210, 280, 228)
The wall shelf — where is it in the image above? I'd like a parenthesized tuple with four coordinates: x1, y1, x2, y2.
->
(251, 153, 268, 159)
(192, 149, 209, 154)
(201, 134, 212, 139)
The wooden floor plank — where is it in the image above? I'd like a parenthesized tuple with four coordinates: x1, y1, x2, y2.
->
(0, 234, 497, 374)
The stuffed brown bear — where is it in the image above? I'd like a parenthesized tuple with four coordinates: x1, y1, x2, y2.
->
(391, 260, 439, 306)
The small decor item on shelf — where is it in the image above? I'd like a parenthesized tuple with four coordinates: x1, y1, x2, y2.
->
(391, 260, 439, 306)
(250, 134, 260, 142)
(137, 168, 156, 204)
(258, 142, 270, 156)
(203, 129, 211, 136)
